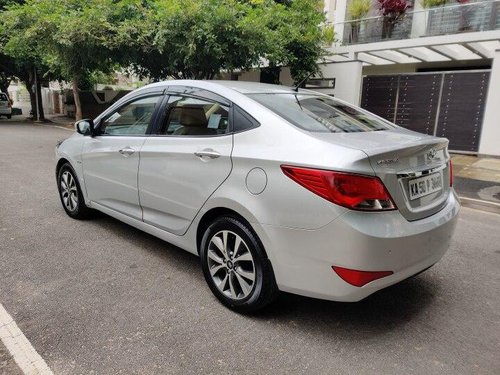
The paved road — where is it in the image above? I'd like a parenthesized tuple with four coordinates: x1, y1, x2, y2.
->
(1, 121, 499, 375)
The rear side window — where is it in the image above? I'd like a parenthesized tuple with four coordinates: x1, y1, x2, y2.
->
(247, 93, 395, 133)
(158, 95, 230, 136)
(0, 94, 8, 101)
(232, 105, 259, 132)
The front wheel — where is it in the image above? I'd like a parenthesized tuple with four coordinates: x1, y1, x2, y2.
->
(57, 163, 93, 219)
(200, 216, 278, 313)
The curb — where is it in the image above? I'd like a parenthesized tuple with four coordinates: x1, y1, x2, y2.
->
(459, 196, 500, 215)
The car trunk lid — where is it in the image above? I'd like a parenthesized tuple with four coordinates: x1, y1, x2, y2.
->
(311, 128, 452, 221)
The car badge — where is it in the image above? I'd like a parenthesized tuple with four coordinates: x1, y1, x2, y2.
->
(377, 157, 399, 166)
(427, 148, 437, 160)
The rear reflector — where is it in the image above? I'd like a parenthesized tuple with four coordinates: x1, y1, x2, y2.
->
(332, 266, 393, 287)
(281, 165, 396, 211)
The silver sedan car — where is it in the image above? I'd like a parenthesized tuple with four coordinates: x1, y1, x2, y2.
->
(55, 80, 459, 312)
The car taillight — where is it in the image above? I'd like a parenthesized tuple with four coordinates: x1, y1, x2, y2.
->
(449, 160, 453, 187)
(332, 266, 393, 287)
(281, 165, 396, 211)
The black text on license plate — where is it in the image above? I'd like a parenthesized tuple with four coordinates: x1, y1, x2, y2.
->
(408, 173, 443, 200)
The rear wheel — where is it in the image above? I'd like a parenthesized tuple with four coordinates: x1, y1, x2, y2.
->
(200, 216, 278, 313)
(57, 163, 93, 219)
(6, 114, 11, 119)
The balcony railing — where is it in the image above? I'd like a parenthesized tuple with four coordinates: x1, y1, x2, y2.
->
(338, 0, 500, 45)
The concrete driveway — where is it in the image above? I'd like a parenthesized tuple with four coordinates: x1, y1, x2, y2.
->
(0, 122, 499, 374)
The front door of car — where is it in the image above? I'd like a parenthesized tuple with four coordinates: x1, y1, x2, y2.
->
(82, 94, 162, 220)
(139, 93, 233, 235)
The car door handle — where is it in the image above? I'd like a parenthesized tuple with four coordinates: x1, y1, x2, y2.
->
(119, 147, 135, 157)
(194, 150, 220, 159)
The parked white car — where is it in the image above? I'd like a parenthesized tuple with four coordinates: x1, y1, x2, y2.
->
(55, 80, 460, 312)
(0, 92, 12, 119)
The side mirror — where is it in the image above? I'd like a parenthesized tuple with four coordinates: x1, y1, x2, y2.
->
(75, 119, 94, 136)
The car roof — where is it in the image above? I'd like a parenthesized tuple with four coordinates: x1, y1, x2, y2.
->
(206, 81, 299, 94)
(143, 79, 320, 95)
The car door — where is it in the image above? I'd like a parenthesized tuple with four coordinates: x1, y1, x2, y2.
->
(82, 94, 162, 220)
(138, 90, 233, 235)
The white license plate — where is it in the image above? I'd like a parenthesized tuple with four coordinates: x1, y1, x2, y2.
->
(408, 173, 443, 200)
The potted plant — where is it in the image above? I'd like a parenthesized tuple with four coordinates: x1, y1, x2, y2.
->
(347, 0, 372, 43)
(422, 0, 447, 8)
(377, 0, 412, 39)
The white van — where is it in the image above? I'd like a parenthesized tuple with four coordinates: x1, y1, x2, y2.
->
(0, 92, 12, 119)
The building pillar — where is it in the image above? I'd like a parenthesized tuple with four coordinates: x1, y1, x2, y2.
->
(332, 0, 348, 45)
(478, 49, 500, 157)
(410, 0, 427, 38)
(317, 61, 363, 105)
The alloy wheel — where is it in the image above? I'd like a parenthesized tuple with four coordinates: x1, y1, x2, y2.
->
(207, 230, 256, 300)
(60, 171, 78, 212)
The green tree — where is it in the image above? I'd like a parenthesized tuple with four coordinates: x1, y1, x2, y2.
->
(126, 0, 330, 84)
(265, 0, 332, 84)
(1, 0, 330, 121)
(0, 0, 47, 119)
(0, 0, 132, 120)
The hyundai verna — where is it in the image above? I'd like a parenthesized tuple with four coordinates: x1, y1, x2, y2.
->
(55, 80, 459, 312)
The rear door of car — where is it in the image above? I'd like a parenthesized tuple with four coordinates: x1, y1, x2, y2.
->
(138, 87, 233, 235)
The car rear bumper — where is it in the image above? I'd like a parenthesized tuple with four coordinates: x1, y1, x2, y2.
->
(0, 107, 12, 115)
(252, 190, 460, 302)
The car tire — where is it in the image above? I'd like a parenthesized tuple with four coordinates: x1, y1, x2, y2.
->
(57, 163, 93, 219)
(6, 115, 11, 119)
(200, 216, 278, 313)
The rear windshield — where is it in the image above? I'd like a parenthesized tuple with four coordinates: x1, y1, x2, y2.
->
(247, 93, 395, 133)
(0, 93, 8, 101)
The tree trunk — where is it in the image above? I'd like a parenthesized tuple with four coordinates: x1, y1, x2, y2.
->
(28, 89, 37, 119)
(72, 77, 82, 121)
(35, 73, 45, 121)
(25, 69, 37, 120)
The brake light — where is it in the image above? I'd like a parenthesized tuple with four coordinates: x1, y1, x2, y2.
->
(281, 165, 396, 211)
(332, 266, 393, 287)
(449, 160, 453, 187)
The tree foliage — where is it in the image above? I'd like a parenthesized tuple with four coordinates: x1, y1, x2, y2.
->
(122, 0, 330, 83)
(0, 0, 330, 119)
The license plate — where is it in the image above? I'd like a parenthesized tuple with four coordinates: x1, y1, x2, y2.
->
(408, 173, 443, 200)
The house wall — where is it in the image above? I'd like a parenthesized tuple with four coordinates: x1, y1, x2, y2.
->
(479, 49, 500, 156)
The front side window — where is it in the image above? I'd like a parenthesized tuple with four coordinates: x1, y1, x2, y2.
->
(99, 95, 161, 136)
(247, 93, 396, 133)
(158, 95, 230, 136)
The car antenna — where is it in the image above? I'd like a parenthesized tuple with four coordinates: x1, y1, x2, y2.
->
(294, 72, 314, 92)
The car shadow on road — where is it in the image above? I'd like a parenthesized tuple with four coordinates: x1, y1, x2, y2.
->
(90, 213, 440, 338)
(255, 276, 439, 338)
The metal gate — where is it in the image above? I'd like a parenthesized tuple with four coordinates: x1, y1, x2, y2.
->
(361, 70, 490, 153)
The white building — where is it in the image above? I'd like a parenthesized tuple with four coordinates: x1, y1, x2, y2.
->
(322, 0, 500, 156)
